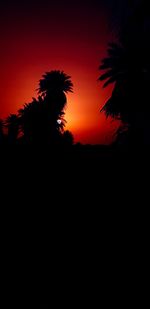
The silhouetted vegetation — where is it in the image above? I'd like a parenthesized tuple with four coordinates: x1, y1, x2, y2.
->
(62, 130, 74, 147)
(99, 1, 150, 147)
(0, 70, 74, 148)
(1, 2, 150, 153)
(5, 114, 20, 144)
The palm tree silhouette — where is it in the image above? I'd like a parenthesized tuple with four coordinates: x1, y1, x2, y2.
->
(19, 70, 73, 145)
(99, 4, 150, 145)
(5, 114, 20, 144)
(99, 43, 135, 123)
(38, 70, 73, 145)
(38, 70, 73, 116)
(38, 70, 73, 97)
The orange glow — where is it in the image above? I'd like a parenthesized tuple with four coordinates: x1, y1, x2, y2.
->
(0, 3, 119, 144)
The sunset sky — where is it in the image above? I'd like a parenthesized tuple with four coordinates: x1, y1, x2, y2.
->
(0, 0, 133, 144)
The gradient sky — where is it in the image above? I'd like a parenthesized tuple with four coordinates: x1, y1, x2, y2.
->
(0, 0, 130, 144)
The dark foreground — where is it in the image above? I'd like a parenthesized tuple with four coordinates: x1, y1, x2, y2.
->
(0, 144, 149, 306)
(1, 143, 149, 198)
(1, 143, 149, 175)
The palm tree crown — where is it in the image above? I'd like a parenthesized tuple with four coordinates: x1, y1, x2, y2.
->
(38, 70, 73, 97)
(38, 70, 73, 123)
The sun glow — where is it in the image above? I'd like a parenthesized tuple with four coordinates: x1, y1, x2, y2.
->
(0, 1, 119, 144)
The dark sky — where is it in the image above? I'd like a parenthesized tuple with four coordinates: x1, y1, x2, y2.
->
(0, 0, 141, 144)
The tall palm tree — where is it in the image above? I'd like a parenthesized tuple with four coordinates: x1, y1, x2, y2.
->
(18, 70, 73, 145)
(99, 42, 137, 122)
(99, 4, 150, 145)
(37, 70, 73, 145)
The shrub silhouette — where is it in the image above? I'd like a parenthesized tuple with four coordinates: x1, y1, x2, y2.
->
(5, 114, 20, 144)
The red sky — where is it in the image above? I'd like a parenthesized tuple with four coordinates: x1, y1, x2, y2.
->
(0, 1, 119, 144)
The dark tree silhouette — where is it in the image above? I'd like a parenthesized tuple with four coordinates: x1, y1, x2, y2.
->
(18, 70, 73, 145)
(5, 114, 20, 144)
(38, 70, 73, 98)
(37, 70, 73, 145)
(18, 97, 45, 144)
(38, 70, 73, 118)
(99, 1, 150, 146)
